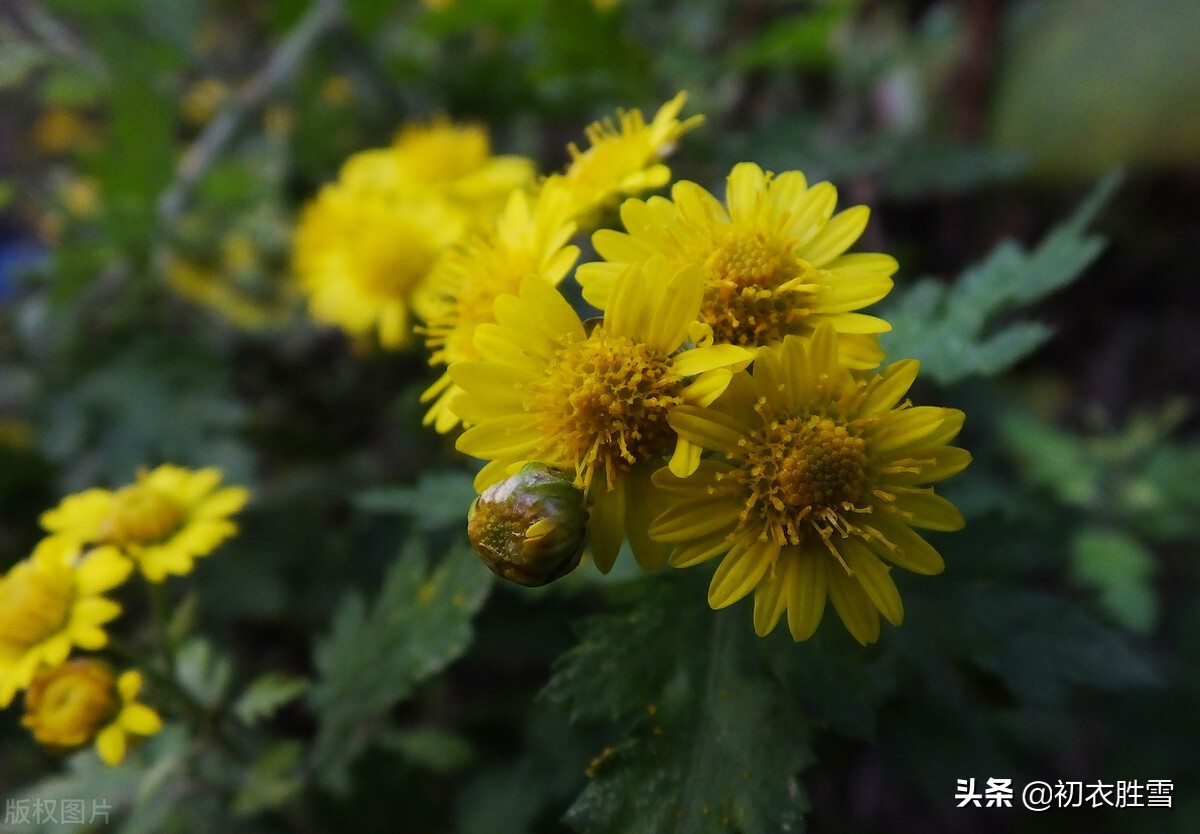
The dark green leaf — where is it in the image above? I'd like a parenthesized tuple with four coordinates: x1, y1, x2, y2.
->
(547, 575, 812, 834)
(880, 174, 1118, 384)
(308, 542, 492, 792)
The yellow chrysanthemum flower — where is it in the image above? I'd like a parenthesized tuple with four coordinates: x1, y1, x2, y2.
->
(650, 325, 971, 645)
(340, 119, 535, 226)
(21, 660, 162, 766)
(40, 465, 250, 583)
(0, 540, 131, 707)
(562, 92, 704, 223)
(294, 180, 467, 348)
(452, 263, 753, 572)
(415, 176, 581, 433)
(578, 162, 897, 368)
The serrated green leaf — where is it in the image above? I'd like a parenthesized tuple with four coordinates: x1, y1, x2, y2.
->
(233, 672, 310, 726)
(910, 583, 1160, 707)
(1071, 528, 1157, 634)
(880, 174, 1118, 384)
(354, 470, 478, 531)
(546, 575, 812, 834)
(308, 542, 493, 793)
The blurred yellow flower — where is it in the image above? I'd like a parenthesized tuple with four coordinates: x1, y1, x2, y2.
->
(415, 176, 580, 433)
(61, 176, 101, 219)
(294, 182, 467, 348)
(452, 263, 752, 572)
(22, 661, 162, 766)
(33, 108, 96, 155)
(579, 162, 897, 368)
(651, 325, 971, 645)
(341, 119, 535, 226)
(40, 465, 250, 583)
(0, 540, 131, 708)
(562, 91, 703, 223)
(180, 77, 231, 127)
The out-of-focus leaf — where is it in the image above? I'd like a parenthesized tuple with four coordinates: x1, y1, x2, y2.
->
(733, 5, 851, 70)
(1131, 443, 1200, 542)
(380, 726, 474, 774)
(999, 410, 1101, 508)
(880, 174, 1117, 384)
(38, 345, 254, 492)
(1071, 527, 1157, 634)
(175, 638, 233, 709)
(545, 575, 812, 834)
(354, 470, 478, 531)
(231, 741, 306, 817)
(909, 583, 1159, 708)
(0, 727, 189, 834)
(233, 672, 311, 726)
(308, 542, 492, 793)
(881, 142, 1026, 198)
(993, 0, 1200, 177)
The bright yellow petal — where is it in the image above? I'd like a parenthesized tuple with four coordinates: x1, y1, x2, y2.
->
(588, 475, 626, 574)
(96, 724, 126, 766)
(841, 538, 903, 626)
(786, 550, 827, 641)
(827, 566, 881, 645)
(672, 344, 754, 377)
(119, 704, 163, 736)
(649, 495, 745, 542)
(668, 406, 751, 454)
(866, 516, 946, 575)
(888, 490, 965, 531)
(708, 536, 775, 609)
(802, 205, 869, 267)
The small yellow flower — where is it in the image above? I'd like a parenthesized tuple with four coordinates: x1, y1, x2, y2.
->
(96, 670, 163, 766)
(33, 108, 96, 155)
(562, 92, 704, 224)
(40, 465, 250, 583)
(294, 181, 467, 348)
(651, 325, 971, 645)
(180, 78, 231, 127)
(452, 262, 753, 572)
(340, 119, 535, 225)
(0, 540, 131, 707)
(578, 162, 897, 368)
(22, 661, 162, 766)
(415, 176, 581, 432)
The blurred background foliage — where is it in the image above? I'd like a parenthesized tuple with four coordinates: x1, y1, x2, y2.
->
(1, 0, 1198, 832)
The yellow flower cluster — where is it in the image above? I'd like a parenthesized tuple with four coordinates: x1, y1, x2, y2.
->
(299, 90, 967, 643)
(293, 120, 536, 349)
(0, 465, 247, 764)
(385, 94, 972, 646)
(294, 94, 702, 365)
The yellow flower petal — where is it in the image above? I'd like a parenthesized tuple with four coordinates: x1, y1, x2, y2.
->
(96, 724, 126, 766)
(708, 536, 776, 609)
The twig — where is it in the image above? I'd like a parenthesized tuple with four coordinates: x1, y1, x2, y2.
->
(156, 0, 344, 226)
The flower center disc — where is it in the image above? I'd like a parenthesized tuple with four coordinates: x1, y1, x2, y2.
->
(738, 415, 869, 544)
(113, 485, 184, 544)
(701, 230, 814, 346)
(531, 330, 682, 487)
(0, 564, 72, 647)
(354, 228, 437, 298)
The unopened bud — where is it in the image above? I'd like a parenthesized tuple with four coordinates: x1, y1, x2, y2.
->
(467, 463, 587, 587)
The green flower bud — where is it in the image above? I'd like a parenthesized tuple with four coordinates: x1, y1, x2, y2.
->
(467, 463, 588, 587)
